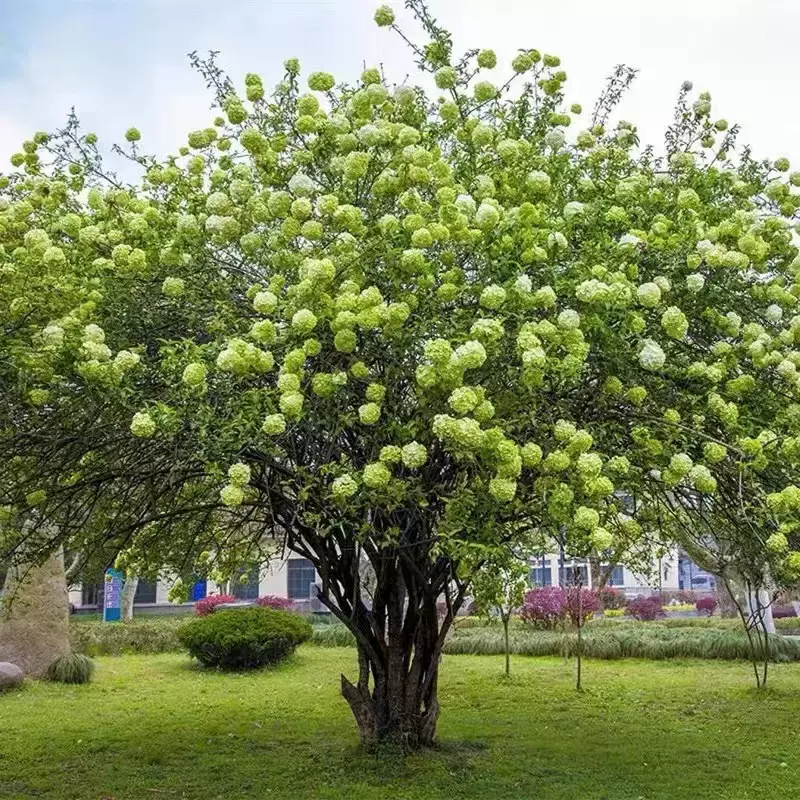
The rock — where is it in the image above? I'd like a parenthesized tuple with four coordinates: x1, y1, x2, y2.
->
(0, 550, 71, 677)
(0, 662, 24, 691)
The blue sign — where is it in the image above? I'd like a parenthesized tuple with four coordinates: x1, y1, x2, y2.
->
(191, 580, 207, 602)
(103, 568, 123, 622)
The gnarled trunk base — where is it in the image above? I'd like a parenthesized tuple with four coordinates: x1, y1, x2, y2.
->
(341, 668, 440, 749)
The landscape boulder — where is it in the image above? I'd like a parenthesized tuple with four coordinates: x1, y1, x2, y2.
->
(0, 662, 24, 691)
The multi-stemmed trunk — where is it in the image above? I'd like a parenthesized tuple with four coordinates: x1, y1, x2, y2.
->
(294, 513, 465, 748)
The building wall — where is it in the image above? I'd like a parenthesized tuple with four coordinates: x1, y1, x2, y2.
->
(69, 548, 680, 610)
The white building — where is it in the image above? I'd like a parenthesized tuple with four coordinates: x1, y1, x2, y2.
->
(68, 547, 680, 613)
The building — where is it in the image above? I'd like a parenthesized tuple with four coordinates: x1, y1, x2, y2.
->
(69, 546, 681, 614)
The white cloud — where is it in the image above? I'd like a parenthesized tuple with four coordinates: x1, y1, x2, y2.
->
(2, 0, 799, 168)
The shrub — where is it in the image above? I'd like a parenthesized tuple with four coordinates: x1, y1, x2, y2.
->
(194, 594, 237, 616)
(71, 618, 185, 656)
(597, 586, 626, 610)
(626, 595, 665, 621)
(256, 595, 295, 611)
(772, 605, 797, 619)
(520, 587, 566, 630)
(604, 609, 625, 618)
(565, 587, 601, 625)
(178, 607, 312, 670)
(45, 653, 95, 684)
(696, 596, 718, 616)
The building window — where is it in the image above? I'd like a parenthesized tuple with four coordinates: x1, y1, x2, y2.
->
(608, 565, 625, 587)
(232, 568, 260, 601)
(559, 563, 588, 587)
(530, 560, 552, 587)
(82, 582, 103, 608)
(134, 579, 157, 605)
(287, 558, 316, 600)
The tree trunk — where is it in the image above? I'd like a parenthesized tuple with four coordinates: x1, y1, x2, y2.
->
(121, 574, 139, 621)
(502, 614, 511, 677)
(290, 511, 466, 749)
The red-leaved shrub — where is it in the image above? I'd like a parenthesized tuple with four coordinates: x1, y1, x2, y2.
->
(256, 595, 295, 611)
(194, 594, 237, 616)
(695, 596, 717, 616)
(520, 587, 566, 629)
(772, 605, 797, 619)
(596, 586, 626, 610)
(565, 587, 601, 625)
(626, 595, 665, 621)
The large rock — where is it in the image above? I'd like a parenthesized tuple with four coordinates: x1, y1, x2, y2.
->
(0, 550, 71, 677)
(0, 662, 24, 691)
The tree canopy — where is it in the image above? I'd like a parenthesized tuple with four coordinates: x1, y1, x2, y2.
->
(2, 0, 800, 745)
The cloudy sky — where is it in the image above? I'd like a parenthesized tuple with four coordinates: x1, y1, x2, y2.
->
(2, 0, 799, 170)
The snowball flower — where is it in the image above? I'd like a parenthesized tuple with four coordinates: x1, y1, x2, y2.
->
(703, 442, 727, 463)
(41, 324, 65, 346)
(130, 411, 156, 438)
(448, 387, 479, 415)
(661, 306, 688, 340)
(453, 340, 487, 369)
(669, 453, 693, 477)
(527, 170, 552, 196)
(219, 484, 244, 507)
(563, 201, 585, 219)
(639, 339, 666, 371)
(379, 445, 402, 463)
(480, 284, 506, 309)
(590, 528, 614, 552)
(544, 129, 565, 150)
(291, 309, 318, 335)
(279, 391, 304, 420)
(574, 506, 600, 531)
(162, 277, 185, 298)
(83, 323, 106, 343)
(689, 464, 717, 494)
(521, 442, 543, 467)
(636, 282, 662, 308)
(402, 441, 428, 469)
(557, 309, 581, 330)
(577, 453, 603, 478)
(515, 274, 532, 293)
(359, 403, 381, 425)
(288, 172, 317, 196)
(114, 350, 140, 370)
(475, 202, 500, 231)
(766, 304, 784, 324)
(332, 474, 359, 500)
(227, 462, 251, 487)
(363, 462, 391, 489)
(253, 291, 278, 314)
(434, 67, 457, 89)
(489, 477, 517, 503)
(766, 532, 789, 553)
(686, 273, 705, 293)
(262, 413, 286, 435)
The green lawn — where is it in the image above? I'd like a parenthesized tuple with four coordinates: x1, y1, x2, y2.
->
(1, 648, 798, 800)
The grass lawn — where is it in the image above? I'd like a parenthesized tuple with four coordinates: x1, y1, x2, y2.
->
(1, 648, 798, 800)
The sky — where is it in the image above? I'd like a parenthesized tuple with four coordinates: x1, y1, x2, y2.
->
(1, 0, 799, 171)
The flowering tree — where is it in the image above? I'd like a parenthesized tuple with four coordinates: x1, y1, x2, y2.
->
(3, 1, 800, 745)
(471, 558, 528, 676)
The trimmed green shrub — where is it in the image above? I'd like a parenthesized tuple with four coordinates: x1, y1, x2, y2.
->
(45, 653, 95, 684)
(178, 607, 312, 670)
